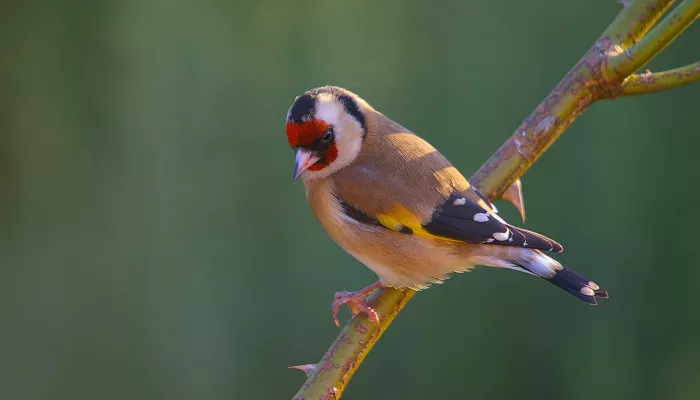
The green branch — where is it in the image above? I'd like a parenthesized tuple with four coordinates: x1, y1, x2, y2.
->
(292, 289, 414, 400)
(606, 0, 700, 80)
(292, 1, 700, 398)
(620, 62, 700, 95)
(603, 0, 673, 49)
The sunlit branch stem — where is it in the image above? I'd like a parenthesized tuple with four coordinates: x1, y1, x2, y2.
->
(603, 0, 673, 49)
(292, 288, 414, 400)
(607, 0, 700, 79)
(291, 1, 699, 398)
(620, 62, 700, 95)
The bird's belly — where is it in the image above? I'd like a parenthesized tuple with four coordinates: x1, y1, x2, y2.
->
(305, 179, 476, 289)
(343, 246, 414, 289)
(329, 218, 476, 289)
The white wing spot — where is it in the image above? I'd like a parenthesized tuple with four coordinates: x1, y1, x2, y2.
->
(453, 197, 467, 206)
(485, 238, 495, 243)
(493, 231, 509, 241)
(473, 213, 489, 222)
(580, 287, 595, 296)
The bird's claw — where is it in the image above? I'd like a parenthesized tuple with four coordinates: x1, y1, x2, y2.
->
(331, 290, 380, 331)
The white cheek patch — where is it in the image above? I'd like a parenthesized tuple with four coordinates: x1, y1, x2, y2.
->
(315, 93, 341, 121)
(302, 97, 364, 181)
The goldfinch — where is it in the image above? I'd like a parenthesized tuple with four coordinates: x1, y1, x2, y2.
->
(286, 86, 607, 327)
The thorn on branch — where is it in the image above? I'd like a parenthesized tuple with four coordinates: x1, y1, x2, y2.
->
(289, 364, 316, 377)
(502, 179, 526, 223)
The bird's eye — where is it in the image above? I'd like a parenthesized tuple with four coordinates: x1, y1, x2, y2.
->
(321, 127, 334, 143)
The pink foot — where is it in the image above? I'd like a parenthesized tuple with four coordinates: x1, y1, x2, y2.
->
(331, 281, 383, 330)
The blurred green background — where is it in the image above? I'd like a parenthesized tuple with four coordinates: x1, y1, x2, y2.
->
(1, 0, 700, 399)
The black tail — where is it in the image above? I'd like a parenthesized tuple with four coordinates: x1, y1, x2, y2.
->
(546, 266, 608, 305)
(494, 250, 608, 305)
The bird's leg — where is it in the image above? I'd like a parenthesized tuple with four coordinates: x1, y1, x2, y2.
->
(331, 280, 384, 330)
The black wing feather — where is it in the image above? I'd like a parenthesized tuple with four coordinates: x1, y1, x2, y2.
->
(423, 192, 563, 253)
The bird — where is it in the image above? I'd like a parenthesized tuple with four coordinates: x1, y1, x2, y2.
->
(285, 85, 607, 328)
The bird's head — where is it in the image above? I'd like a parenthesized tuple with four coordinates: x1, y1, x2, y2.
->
(286, 86, 368, 182)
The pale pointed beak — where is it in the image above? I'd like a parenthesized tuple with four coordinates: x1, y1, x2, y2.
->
(292, 149, 321, 183)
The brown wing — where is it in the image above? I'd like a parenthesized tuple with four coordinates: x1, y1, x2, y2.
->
(330, 109, 562, 252)
(331, 109, 469, 222)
